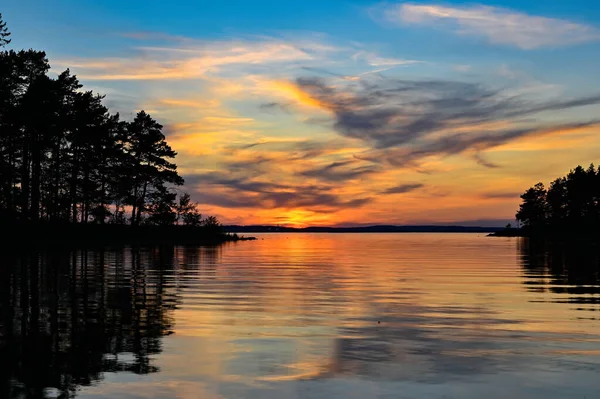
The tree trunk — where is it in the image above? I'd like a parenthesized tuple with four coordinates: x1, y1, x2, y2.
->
(135, 180, 148, 226)
(82, 165, 90, 224)
(30, 130, 41, 221)
(20, 138, 30, 221)
(99, 174, 107, 224)
(51, 141, 60, 222)
(131, 183, 138, 226)
(70, 148, 79, 223)
(5, 134, 15, 215)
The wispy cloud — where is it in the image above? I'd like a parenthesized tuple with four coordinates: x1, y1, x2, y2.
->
(386, 3, 600, 49)
(291, 76, 600, 168)
(300, 160, 381, 182)
(480, 191, 522, 200)
(353, 51, 421, 67)
(54, 38, 333, 81)
(185, 172, 372, 211)
(383, 183, 424, 195)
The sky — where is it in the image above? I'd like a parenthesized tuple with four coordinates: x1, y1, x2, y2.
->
(3, 0, 600, 227)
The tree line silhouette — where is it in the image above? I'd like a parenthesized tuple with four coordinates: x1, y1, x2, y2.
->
(516, 163, 600, 235)
(0, 13, 220, 232)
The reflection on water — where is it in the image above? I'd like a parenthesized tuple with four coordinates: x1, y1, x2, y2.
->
(1, 234, 600, 399)
(521, 239, 600, 310)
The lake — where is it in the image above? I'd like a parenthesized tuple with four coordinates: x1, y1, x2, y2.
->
(1, 233, 600, 398)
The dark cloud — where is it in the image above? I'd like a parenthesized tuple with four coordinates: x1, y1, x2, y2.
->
(354, 121, 598, 169)
(224, 140, 341, 162)
(300, 66, 347, 78)
(383, 183, 424, 194)
(235, 142, 263, 150)
(184, 172, 372, 211)
(212, 155, 278, 179)
(184, 172, 287, 193)
(294, 76, 600, 166)
(259, 102, 292, 113)
(473, 153, 500, 168)
(480, 191, 522, 199)
(300, 160, 382, 182)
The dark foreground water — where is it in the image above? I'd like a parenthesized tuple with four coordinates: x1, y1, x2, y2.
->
(1, 233, 600, 399)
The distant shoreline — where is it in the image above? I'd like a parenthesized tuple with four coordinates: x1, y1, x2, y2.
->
(225, 225, 503, 233)
(487, 229, 526, 237)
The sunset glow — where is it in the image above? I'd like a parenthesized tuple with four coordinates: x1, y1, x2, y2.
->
(5, 0, 600, 226)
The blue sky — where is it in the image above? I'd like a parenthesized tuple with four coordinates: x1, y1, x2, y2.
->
(3, 0, 600, 226)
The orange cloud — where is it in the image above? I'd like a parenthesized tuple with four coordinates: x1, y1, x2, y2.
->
(48, 28, 600, 227)
(54, 40, 331, 81)
(253, 79, 332, 111)
(490, 124, 600, 152)
(159, 98, 221, 108)
(203, 116, 254, 125)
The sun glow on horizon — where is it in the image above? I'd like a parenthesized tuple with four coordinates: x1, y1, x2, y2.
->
(8, 0, 600, 226)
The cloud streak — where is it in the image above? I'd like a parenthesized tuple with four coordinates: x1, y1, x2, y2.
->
(353, 51, 421, 67)
(292, 76, 600, 168)
(185, 172, 372, 211)
(300, 160, 381, 182)
(387, 3, 600, 49)
(55, 38, 334, 81)
(480, 191, 522, 200)
(383, 183, 424, 195)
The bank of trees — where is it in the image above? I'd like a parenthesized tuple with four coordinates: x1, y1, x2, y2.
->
(0, 13, 213, 228)
(516, 164, 600, 233)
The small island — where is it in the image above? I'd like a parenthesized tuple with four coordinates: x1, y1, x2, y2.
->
(0, 19, 253, 247)
(490, 163, 600, 240)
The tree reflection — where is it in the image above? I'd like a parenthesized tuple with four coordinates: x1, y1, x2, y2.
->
(0, 246, 209, 399)
(520, 238, 600, 308)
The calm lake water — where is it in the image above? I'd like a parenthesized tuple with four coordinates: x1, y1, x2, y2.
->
(2, 233, 600, 398)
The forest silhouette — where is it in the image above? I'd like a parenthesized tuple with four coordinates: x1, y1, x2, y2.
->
(0, 13, 239, 244)
(514, 163, 600, 237)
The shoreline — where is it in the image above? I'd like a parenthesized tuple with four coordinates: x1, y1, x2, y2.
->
(488, 229, 600, 244)
(487, 230, 526, 237)
(0, 223, 257, 249)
